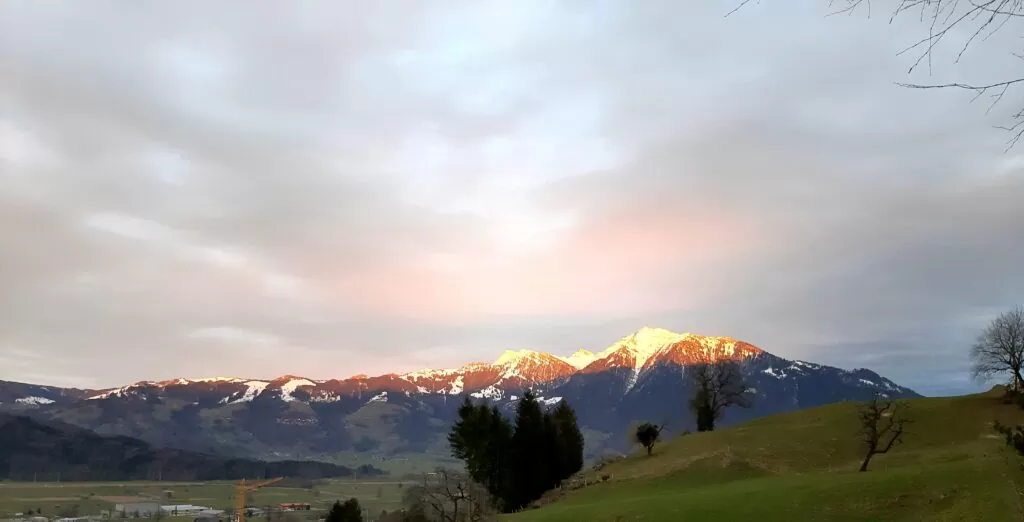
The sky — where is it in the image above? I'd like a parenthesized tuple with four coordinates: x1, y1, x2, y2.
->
(1, 1, 1022, 396)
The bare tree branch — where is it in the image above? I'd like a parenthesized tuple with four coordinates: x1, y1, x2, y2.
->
(857, 394, 911, 471)
(735, 0, 1024, 148)
(971, 306, 1024, 391)
(404, 469, 495, 522)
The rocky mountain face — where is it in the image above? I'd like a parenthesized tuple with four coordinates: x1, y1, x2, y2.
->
(0, 327, 918, 461)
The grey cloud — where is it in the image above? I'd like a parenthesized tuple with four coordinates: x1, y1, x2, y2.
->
(1, 0, 1021, 392)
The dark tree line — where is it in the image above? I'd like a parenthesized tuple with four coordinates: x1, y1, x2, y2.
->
(448, 391, 584, 512)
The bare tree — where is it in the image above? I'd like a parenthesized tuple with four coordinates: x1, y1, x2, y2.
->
(971, 306, 1024, 392)
(857, 394, 910, 472)
(732, 0, 1024, 148)
(686, 359, 752, 432)
(402, 469, 495, 522)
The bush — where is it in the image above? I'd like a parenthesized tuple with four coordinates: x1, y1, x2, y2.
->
(994, 420, 1024, 455)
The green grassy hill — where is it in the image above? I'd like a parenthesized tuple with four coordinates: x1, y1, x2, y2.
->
(508, 389, 1024, 521)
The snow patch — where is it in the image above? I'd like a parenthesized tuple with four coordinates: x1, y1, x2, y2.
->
(763, 367, 785, 379)
(470, 385, 503, 400)
(280, 378, 315, 402)
(448, 375, 464, 395)
(402, 368, 459, 380)
(224, 380, 269, 404)
(792, 361, 821, 370)
(88, 384, 136, 400)
(367, 392, 388, 404)
(192, 376, 244, 383)
(859, 378, 877, 386)
(308, 392, 341, 403)
(541, 396, 563, 407)
(15, 396, 55, 405)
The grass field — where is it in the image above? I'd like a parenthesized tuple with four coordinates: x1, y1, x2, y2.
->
(0, 478, 417, 519)
(507, 389, 1024, 521)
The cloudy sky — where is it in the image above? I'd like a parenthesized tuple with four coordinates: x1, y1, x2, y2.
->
(1, 1, 1021, 395)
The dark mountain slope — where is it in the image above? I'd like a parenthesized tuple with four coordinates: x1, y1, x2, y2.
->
(0, 413, 382, 481)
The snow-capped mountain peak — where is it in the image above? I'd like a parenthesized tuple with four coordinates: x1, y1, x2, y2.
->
(602, 327, 690, 368)
(493, 350, 576, 383)
(558, 349, 599, 369)
(493, 349, 545, 367)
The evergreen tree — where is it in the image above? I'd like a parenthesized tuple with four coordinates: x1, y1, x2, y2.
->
(541, 410, 561, 491)
(447, 398, 512, 504)
(447, 392, 586, 513)
(449, 397, 486, 476)
(551, 401, 584, 479)
(483, 405, 512, 503)
(341, 498, 361, 522)
(508, 390, 548, 510)
(325, 499, 362, 522)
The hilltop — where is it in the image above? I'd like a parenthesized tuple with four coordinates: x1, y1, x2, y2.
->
(508, 389, 1024, 521)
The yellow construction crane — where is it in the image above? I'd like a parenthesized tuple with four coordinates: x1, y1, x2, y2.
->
(235, 477, 283, 522)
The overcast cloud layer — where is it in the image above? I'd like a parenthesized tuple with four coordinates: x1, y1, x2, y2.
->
(1, 1, 1022, 395)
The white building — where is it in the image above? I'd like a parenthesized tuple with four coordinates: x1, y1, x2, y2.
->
(160, 505, 213, 517)
(114, 503, 160, 517)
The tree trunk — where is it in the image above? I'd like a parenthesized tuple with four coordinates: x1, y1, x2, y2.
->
(859, 452, 872, 472)
(646, 445, 652, 456)
(1014, 370, 1023, 393)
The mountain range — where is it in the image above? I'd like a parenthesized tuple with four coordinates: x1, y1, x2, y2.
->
(0, 327, 918, 464)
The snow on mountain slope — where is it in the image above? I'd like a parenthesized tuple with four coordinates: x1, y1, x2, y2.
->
(224, 380, 270, 404)
(492, 349, 577, 384)
(56, 328, 791, 405)
(276, 377, 315, 402)
(15, 396, 55, 405)
(582, 327, 717, 390)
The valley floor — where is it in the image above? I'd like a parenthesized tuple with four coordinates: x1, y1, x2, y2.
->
(0, 479, 415, 520)
(508, 390, 1024, 521)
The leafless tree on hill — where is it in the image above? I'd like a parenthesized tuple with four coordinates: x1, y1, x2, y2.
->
(686, 358, 752, 432)
(857, 394, 910, 471)
(971, 306, 1024, 392)
(731, 0, 1024, 148)
(402, 469, 495, 522)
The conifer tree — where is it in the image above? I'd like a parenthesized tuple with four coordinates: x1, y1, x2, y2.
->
(508, 390, 547, 511)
